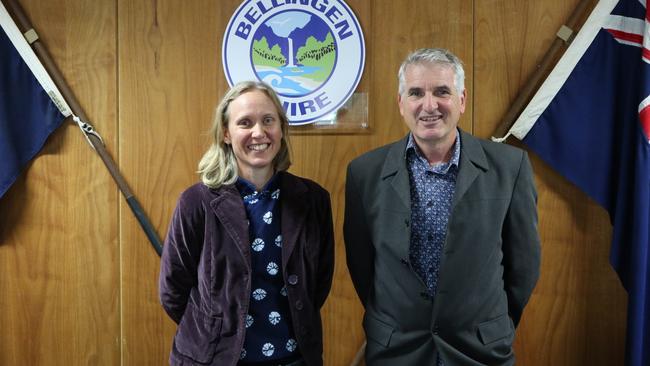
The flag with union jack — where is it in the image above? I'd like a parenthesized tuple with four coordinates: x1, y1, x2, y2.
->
(501, 0, 650, 364)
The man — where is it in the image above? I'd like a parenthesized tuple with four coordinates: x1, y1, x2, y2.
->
(344, 48, 541, 365)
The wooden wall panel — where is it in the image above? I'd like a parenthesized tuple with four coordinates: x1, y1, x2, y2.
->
(118, 0, 221, 364)
(474, 1, 626, 365)
(0, 0, 119, 365)
(0, 0, 629, 365)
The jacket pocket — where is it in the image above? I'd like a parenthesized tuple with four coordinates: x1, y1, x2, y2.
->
(175, 301, 223, 363)
(363, 313, 395, 347)
(477, 314, 514, 345)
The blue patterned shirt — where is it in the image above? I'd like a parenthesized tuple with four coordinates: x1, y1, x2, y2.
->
(236, 175, 298, 363)
(406, 132, 460, 299)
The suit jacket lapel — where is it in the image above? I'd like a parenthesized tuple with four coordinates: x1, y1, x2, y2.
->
(381, 136, 411, 211)
(432, 131, 489, 322)
(210, 185, 250, 260)
(279, 173, 308, 272)
(382, 132, 488, 218)
(379, 137, 413, 265)
(452, 130, 489, 208)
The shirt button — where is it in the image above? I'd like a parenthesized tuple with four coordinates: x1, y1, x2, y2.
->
(287, 274, 298, 285)
(295, 300, 303, 310)
(427, 201, 433, 207)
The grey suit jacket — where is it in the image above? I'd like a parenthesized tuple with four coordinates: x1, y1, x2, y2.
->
(344, 130, 541, 365)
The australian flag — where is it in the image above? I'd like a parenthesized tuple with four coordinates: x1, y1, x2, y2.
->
(502, 0, 650, 364)
(0, 0, 69, 198)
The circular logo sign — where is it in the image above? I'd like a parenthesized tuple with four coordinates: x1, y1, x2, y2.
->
(223, 0, 365, 125)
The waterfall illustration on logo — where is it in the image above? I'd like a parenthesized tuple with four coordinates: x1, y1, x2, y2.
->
(223, 0, 365, 125)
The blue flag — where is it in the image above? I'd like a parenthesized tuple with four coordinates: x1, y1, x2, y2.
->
(0, 1, 69, 198)
(502, 0, 650, 364)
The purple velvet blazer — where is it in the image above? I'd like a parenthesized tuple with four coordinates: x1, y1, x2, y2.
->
(159, 171, 334, 366)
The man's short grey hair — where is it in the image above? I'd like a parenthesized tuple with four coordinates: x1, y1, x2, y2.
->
(398, 48, 465, 95)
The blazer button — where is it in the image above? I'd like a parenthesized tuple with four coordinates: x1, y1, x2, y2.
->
(295, 300, 304, 310)
(400, 258, 408, 266)
(287, 274, 298, 285)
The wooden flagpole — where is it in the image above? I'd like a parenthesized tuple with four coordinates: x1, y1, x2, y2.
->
(492, 0, 595, 140)
(5, 0, 163, 256)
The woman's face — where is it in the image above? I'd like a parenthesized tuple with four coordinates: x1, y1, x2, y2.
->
(224, 90, 283, 181)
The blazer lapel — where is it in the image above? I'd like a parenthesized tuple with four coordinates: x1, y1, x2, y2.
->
(210, 185, 250, 260)
(432, 131, 489, 322)
(452, 131, 489, 208)
(382, 136, 411, 211)
(279, 173, 308, 272)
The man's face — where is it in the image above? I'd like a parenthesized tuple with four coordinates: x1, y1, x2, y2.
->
(398, 62, 466, 149)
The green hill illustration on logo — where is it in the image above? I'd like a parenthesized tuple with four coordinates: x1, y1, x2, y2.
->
(223, 1, 365, 124)
(252, 11, 336, 96)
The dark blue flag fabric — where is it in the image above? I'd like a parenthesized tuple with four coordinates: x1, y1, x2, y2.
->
(0, 1, 68, 198)
(500, 0, 650, 364)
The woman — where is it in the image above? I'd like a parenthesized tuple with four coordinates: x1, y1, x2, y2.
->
(159, 81, 334, 366)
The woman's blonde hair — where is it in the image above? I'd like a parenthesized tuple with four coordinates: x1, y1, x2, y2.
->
(198, 81, 292, 188)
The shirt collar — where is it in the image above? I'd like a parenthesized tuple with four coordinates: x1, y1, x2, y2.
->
(235, 173, 280, 198)
(405, 130, 461, 170)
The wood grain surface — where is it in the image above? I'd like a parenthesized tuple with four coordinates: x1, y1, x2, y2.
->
(0, 0, 627, 365)
(0, 0, 119, 365)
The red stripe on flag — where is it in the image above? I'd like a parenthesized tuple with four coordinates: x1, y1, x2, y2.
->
(606, 28, 643, 45)
(639, 105, 650, 141)
(644, 47, 650, 63)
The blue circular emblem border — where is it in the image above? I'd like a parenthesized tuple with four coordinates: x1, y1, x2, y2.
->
(222, 0, 365, 125)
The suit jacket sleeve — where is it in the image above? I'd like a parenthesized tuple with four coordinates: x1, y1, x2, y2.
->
(343, 162, 375, 306)
(503, 151, 541, 326)
(159, 190, 203, 324)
